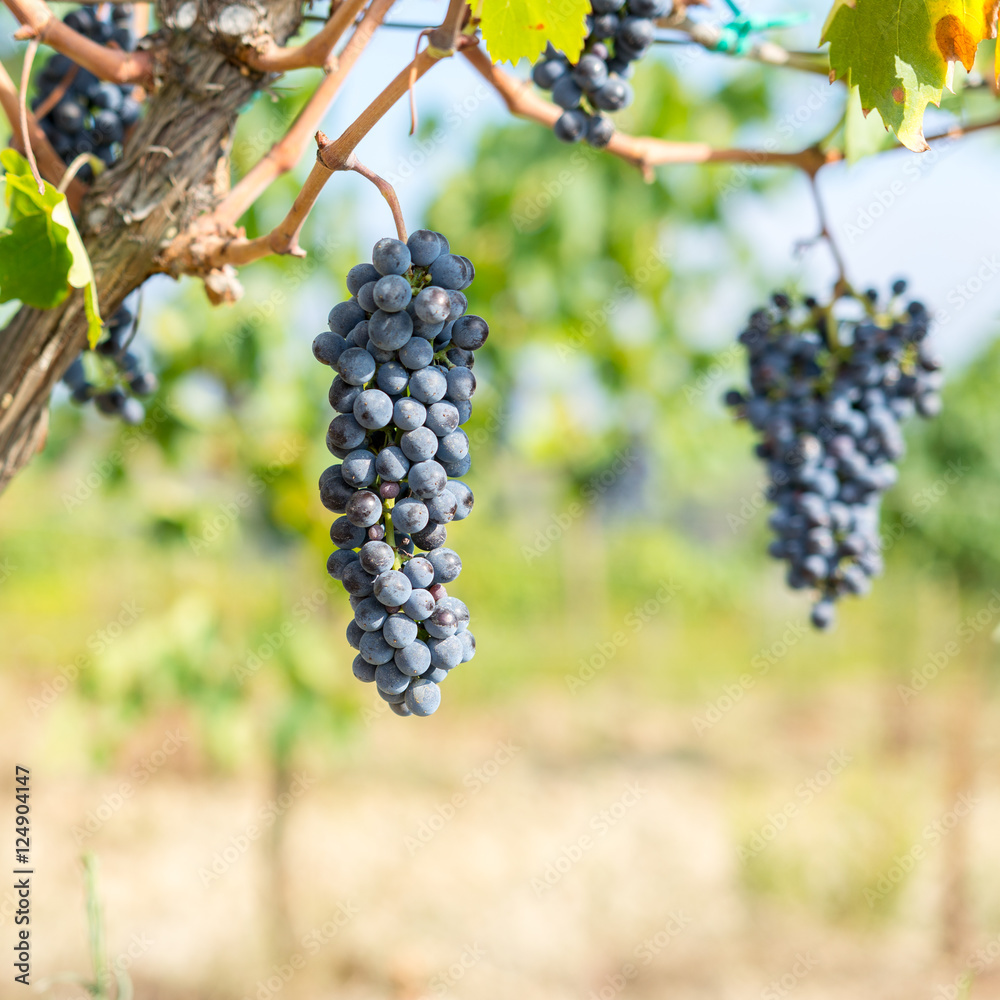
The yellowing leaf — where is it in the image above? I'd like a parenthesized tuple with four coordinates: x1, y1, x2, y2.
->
(51, 198, 103, 348)
(480, 0, 589, 65)
(822, 0, 1000, 151)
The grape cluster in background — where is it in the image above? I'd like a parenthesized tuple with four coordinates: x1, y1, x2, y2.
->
(315, 231, 485, 717)
(33, 4, 140, 184)
(725, 283, 943, 630)
(531, 0, 667, 146)
(32, 5, 158, 424)
(61, 298, 159, 425)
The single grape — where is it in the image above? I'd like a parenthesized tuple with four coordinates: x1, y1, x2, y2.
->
(372, 238, 411, 276)
(353, 388, 394, 429)
(373, 274, 412, 313)
(383, 613, 418, 649)
(428, 255, 474, 291)
(376, 360, 410, 395)
(451, 315, 489, 352)
(373, 569, 412, 607)
(414, 287, 452, 324)
(337, 347, 377, 386)
(572, 53, 609, 92)
(401, 587, 435, 621)
(408, 460, 448, 499)
(395, 639, 432, 677)
(331, 516, 367, 549)
(328, 300, 368, 336)
(444, 481, 474, 520)
(354, 596, 389, 632)
(586, 113, 615, 148)
(428, 635, 463, 670)
(401, 427, 439, 463)
(409, 368, 448, 404)
(359, 540, 395, 575)
(425, 489, 458, 524)
(375, 662, 411, 694)
(391, 497, 429, 535)
(398, 336, 434, 371)
(591, 76, 632, 112)
(368, 309, 414, 351)
(345, 489, 383, 528)
(329, 376, 361, 413)
(341, 560, 376, 597)
(347, 262, 380, 294)
(375, 446, 410, 482)
(405, 679, 441, 717)
(436, 429, 470, 464)
(428, 547, 462, 584)
(425, 401, 461, 437)
(411, 521, 448, 551)
(532, 58, 568, 89)
(425, 606, 458, 639)
(407, 230, 449, 267)
(346, 619, 365, 650)
(353, 655, 377, 683)
(327, 414, 366, 452)
(445, 367, 476, 401)
(554, 109, 589, 143)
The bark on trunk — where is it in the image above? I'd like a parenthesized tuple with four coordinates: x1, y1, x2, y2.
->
(0, 0, 305, 493)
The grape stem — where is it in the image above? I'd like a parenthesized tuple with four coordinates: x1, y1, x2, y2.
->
(240, 0, 368, 72)
(796, 174, 852, 299)
(806, 173, 850, 297)
(345, 156, 407, 242)
(17, 38, 43, 193)
(384, 500, 399, 569)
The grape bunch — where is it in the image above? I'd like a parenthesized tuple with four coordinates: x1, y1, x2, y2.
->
(33, 5, 140, 183)
(315, 231, 487, 717)
(531, 0, 667, 146)
(62, 298, 159, 425)
(725, 282, 942, 630)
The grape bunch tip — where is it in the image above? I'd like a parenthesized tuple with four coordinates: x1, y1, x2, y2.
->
(316, 230, 486, 717)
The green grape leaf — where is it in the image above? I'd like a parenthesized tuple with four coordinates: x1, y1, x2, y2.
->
(0, 149, 103, 345)
(0, 213, 74, 309)
(479, 0, 589, 65)
(822, 0, 1000, 152)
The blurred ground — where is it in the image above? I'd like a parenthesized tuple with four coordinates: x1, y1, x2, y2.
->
(5, 665, 1000, 1000)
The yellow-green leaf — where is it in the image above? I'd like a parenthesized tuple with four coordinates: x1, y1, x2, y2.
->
(51, 198, 103, 348)
(480, 0, 589, 65)
(822, 0, 1000, 151)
